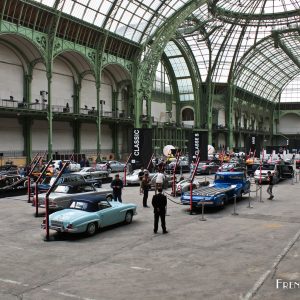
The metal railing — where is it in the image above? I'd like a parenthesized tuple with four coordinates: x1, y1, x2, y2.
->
(0, 100, 131, 120)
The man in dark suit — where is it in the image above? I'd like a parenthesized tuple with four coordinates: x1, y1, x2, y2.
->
(110, 174, 123, 202)
(152, 188, 168, 234)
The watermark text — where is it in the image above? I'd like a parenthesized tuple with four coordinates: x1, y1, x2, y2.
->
(276, 279, 300, 289)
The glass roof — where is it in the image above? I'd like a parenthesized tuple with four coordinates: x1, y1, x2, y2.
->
(30, 0, 300, 103)
(281, 76, 300, 102)
(165, 41, 194, 101)
(234, 36, 298, 101)
(208, 0, 300, 26)
(177, 2, 300, 102)
(32, 0, 190, 43)
(181, 5, 272, 83)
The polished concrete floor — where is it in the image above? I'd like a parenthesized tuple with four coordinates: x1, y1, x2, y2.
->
(0, 173, 299, 300)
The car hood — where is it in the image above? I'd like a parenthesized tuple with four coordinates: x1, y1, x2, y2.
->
(126, 175, 138, 180)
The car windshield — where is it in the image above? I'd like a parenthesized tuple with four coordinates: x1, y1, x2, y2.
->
(70, 201, 89, 210)
(262, 165, 276, 171)
(130, 170, 140, 175)
(54, 185, 69, 193)
(215, 174, 243, 182)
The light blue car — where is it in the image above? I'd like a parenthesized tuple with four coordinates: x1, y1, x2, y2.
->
(41, 195, 137, 236)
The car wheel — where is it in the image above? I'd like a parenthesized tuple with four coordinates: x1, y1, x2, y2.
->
(124, 211, 133, 224)
(86, 222, 97, 236)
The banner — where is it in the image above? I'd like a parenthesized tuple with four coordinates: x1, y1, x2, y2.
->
(248, 136, 261, 157)
(189, 131, 208, 162)
(131, 128, 152, 169)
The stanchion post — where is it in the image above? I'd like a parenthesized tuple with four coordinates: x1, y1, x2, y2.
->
(123, 153, 132, 187)
(200, 202, 206, 221)
(255, 182, 258, 201)
(189, 182, 193, 215)
(35, 183, 39, 217)
(259, 184, 263, 202)
(27, 175, 31, 203)
(247, 191, 253, 208)
(232, 194, 238, 215)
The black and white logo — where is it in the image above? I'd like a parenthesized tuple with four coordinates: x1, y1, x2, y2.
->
(133, 129, 140, 157)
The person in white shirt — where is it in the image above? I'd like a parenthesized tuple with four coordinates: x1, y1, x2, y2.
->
(155, 170, 165, 194)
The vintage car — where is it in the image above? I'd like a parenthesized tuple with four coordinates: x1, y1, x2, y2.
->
(95, 161, 110, 172)
(218, 162, 245, 172)
(254, 163, 294, 183)
(107, 160, 126, 172)
(165, 158, 190, 174)
(52, 160, 81, 172)
(37, 181, 113, 210)
(0, 175, 33, 198)
(41, 194, 137, 236)
(150, 173, 173, 189)
(0, 174, 22, 188)
(175, 179, 199, 196)
(190, 161, 220, 175)
(125, 169, 153, 185)
(74, 168, 112, 183)
(0, 164, 19, 175)
(181, 172, 251, 208)
(175, 178, 210, 195)
(246, 163, 260, 177)
(31, 173, 90, 194)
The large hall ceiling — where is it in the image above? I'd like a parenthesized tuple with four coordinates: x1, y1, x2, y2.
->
(21, 1, 300, 102)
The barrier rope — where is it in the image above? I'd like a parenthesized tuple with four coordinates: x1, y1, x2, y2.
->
(249, 185, 262, 193)
(164, 191, 182, 205)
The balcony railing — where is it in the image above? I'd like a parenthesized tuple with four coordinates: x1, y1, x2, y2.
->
(0, 99, 132, 120)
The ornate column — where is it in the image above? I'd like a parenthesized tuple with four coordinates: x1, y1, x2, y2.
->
(96, 82, 101, 160)
(47, 71, 53, 160)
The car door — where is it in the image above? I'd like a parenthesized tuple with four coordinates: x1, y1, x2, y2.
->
(97, 201, 120, 227)
(117, 162, 124, 172)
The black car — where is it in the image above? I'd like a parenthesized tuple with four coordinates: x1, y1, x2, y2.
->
(165, 160, 190, 174)
(191, 161, 220, 175)
(277, 164, 294, 179)
(0, 175, 31, 198)
(246, 163, 260, 177)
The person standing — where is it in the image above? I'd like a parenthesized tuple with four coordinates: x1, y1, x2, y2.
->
(138, 167, 145, 194)
(152, 188, 168, 234)
(267, 171, 274, 200)
(110, 174, 123, 202)
(141, 173, 151, 207)
(155, 170, 165, 194)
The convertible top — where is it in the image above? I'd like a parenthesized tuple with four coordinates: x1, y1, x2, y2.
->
(71, 194, 108, 203)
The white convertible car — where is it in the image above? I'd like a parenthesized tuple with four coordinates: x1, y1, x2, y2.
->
(37, 181, 113, 210)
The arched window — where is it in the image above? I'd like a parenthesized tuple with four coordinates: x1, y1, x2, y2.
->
(182, 108, 194, 121)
